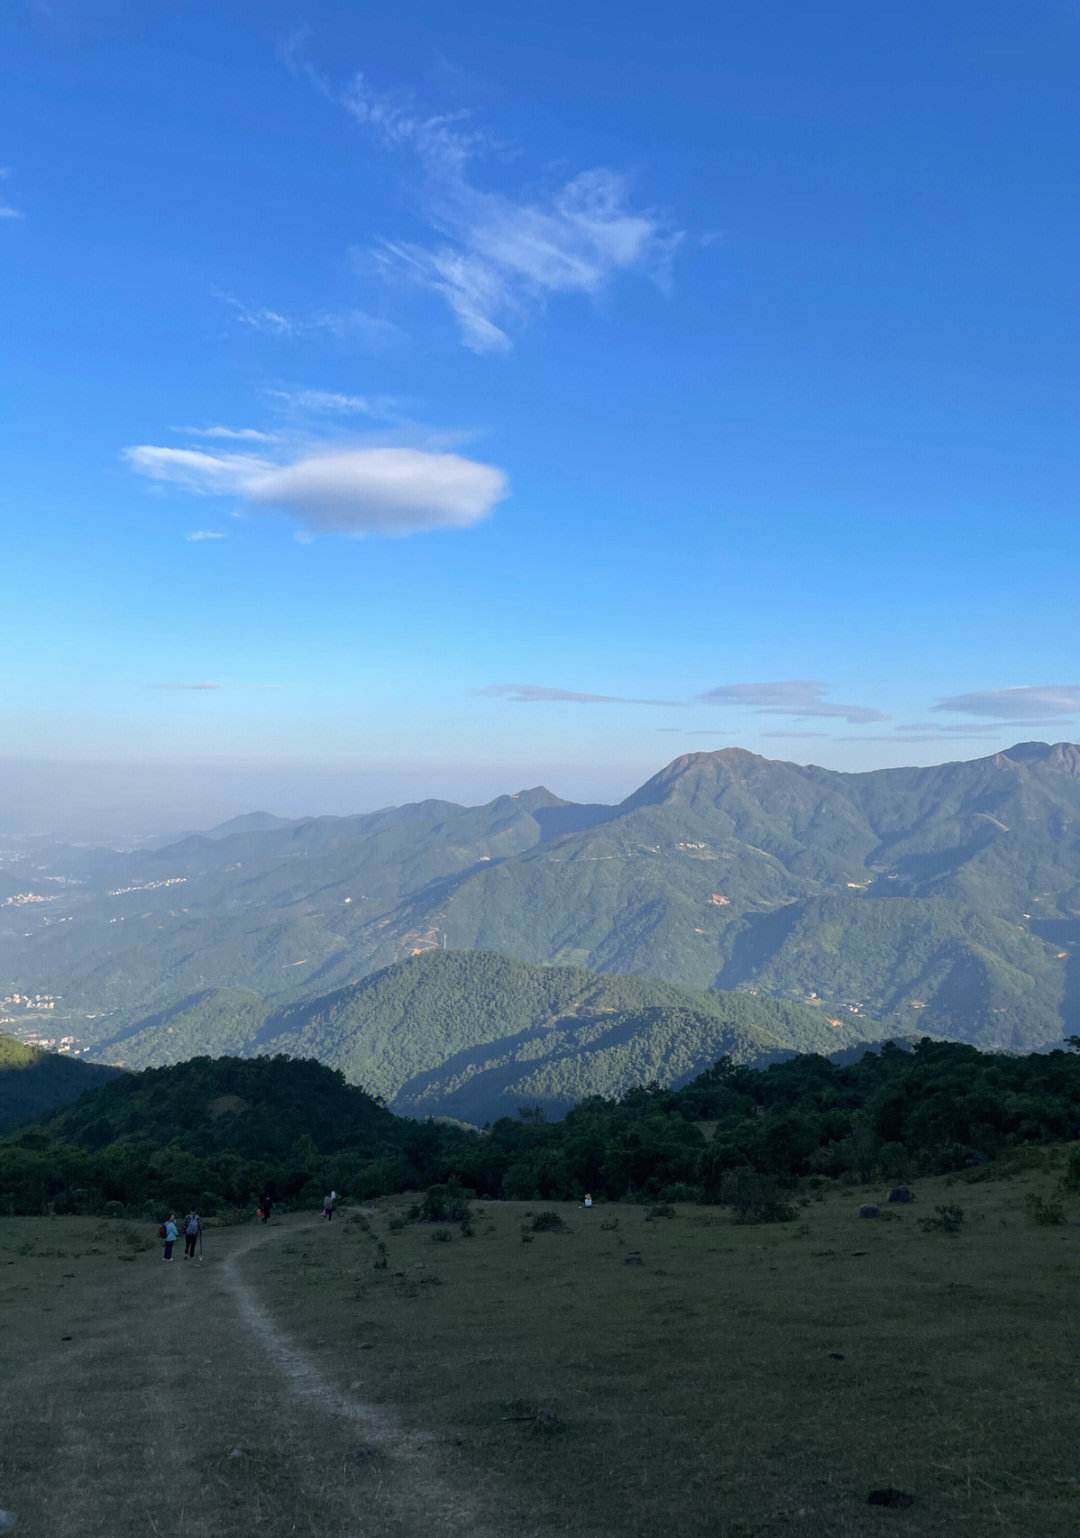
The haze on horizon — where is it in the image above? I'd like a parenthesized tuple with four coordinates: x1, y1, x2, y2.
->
(3, 2, 1077, 842)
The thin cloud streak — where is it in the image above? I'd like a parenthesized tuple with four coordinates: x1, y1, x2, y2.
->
(154, 682, 224, 691)
(700, 679, 887, 725)
(481, 683, 681, 706)
(185, 530, 228, 542)
(176, 425, 280, 443)
(933, 685, 1080, 720)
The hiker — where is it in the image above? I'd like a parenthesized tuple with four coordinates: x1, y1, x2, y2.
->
(161, 1214, 178, 1262)
(182, 1211, 201, 1259)
(259, 1193, 273, 1225)
(582, 1193, 593, 1209)
(322, 1190, 337, 1222)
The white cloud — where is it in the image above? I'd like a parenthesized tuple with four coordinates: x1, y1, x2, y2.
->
(125, 446, 275, 496)
(481, 683, 680, 706)
(0, 165, 23, 220)
(343, 76, 682, 353)
(213, 290, 296, 336)
(700, 680, 887, 726)
(213, 290, 402, 349)
(155, 682, 223, 691)
(185, 530, 228, 542)
(933, 686, 1080, 721)
(176, 425, 280, 443)
(126, 442, 507, 538)
(264, 388, 401, 419)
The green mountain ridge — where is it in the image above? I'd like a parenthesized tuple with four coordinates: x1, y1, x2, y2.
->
(1, 742, 1077, 1061)
(86, 951, 875, 1124)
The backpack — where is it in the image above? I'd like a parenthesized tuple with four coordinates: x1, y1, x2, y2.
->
(158, 1223, 167, 1239)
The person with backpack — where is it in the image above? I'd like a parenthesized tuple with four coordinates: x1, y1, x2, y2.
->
(322, 1190, 337, 1221)
(182, 1211, 201, 1259)
(160, 1214, 178, 1262)
(259, 1193, 273, 1225)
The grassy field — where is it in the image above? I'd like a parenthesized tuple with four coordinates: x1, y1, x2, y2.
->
(1, 1161, 1077, 1537)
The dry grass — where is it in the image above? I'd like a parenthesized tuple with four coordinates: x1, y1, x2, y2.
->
(1, 1162, 1076, 1538)
(261, 1165, 1079, 1538)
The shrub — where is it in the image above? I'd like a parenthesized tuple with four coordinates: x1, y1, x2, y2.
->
(720, 1167, 796, 1225)
(528, 1211, 569, 1234)
(419, 1183, 471, 1224)
(659, 1183, 702, 1203)
(645, 1204, 676, 1220)
(1064, 1147, 1080, 1192)
(430, 1228, 453, 1244)
(919, 1204, 965, 1234)
(387, 1215, 407, 1232)
(1025, 1193, 1066, 1227)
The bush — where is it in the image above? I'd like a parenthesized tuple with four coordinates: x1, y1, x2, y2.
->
(645, 1204, 676, 1220)
(419, 1183, 471, 1224)
(919, 1204, 965, 1234)
(430, 1228, 453, 1243)
(1025, 1192, 1066, 1227)
(1064, 1147, 1080, 1192)
(659, 1183, 702, 1203)
(720, 1167, 796, 1225)
(528, 1211, 569, 1233)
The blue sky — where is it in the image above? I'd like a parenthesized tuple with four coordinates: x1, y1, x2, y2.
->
(2, 0, 1078, 833)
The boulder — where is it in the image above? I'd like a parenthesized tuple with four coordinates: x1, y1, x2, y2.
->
(867, 1489, 914, 1508)
(857, 1204, 880, 1219)
(888, 1186, 913, 1204)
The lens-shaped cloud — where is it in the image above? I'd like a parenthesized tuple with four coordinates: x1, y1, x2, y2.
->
(126, 443, 507, 538)
(933, 686, 1080, 721)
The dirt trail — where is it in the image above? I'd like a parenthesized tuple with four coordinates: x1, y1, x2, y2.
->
(1, 1216, 505, 1538)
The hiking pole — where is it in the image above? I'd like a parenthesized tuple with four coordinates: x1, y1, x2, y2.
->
(199, 1226, 204, 1262)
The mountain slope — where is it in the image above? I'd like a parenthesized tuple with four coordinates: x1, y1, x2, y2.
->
(0, 1034, 123, 1133)
(1, 743, 1077, 1053)
(87, 951, 876, 1123)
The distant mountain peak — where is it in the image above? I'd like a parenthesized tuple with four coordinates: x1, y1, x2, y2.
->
(998, 741, 1080, 775)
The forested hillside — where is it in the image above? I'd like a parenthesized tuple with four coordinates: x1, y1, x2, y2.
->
(86, 952, 876, 1124)
(0, 1034, 122, 1133)
(1, 742, 1077, 1059)
(3, 1039, 1079, 1217)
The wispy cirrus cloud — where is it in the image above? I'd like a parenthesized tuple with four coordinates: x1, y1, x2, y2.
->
(0, 167, 23, 221)
(699, 680, 887, 726)
(185, 530, 228, 542)
(895, 721, 1003, 735)
(933, 685, 1080, 721)
(175, 424, 280, 443)
(264, 388, 404, 420)
(760, 730, 832, 739)
(126, 441, 507, 537)
(213, 289, 403, 350)
(155, 682, 223, 691)
(837, 733, 994, 744)
(481, 683, 681, 706)
(342, 75, 683, 354)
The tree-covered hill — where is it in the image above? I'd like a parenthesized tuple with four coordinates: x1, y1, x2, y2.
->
(3, 1038, 1079, 1217)
(254, 950, 873, 1122)
(2, 741, 1077, 1054)
(0, 1034, 123, 1133)
(88, 951, 876, 1124)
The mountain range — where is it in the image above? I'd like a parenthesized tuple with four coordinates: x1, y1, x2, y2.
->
(0, 742, 1076, 1106)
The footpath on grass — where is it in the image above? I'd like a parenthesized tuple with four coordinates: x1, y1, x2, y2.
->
(0, 1214, 507, 1538)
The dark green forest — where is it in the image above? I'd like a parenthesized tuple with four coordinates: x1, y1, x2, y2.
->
(2, 1038, 1079, 1217)
(0, 1034, 122, 1134)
